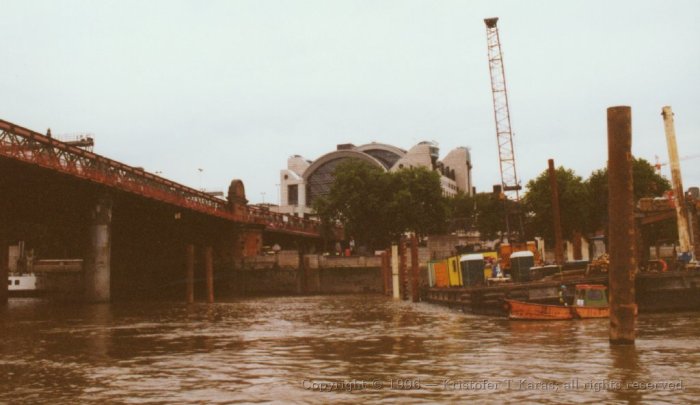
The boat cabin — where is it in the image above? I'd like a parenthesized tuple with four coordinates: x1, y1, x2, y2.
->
(574, 284, 608, 308)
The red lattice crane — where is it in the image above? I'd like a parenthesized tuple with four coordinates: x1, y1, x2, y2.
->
(484, 17, 523, 238)
(484, 17, 521, 200)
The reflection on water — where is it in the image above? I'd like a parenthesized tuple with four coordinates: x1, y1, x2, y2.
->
(1, 295, 698, 403)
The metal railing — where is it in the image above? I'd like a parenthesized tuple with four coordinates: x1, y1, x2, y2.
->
(0, 119, 325, 237)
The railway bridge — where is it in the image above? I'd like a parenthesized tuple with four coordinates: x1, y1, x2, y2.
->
(0, 119, 336, 303)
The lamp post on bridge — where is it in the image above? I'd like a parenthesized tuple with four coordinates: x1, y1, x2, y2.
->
(198, 168, 204, 191)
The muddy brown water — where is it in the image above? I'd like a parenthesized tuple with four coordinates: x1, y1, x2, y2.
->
(1, 295, 697, 403)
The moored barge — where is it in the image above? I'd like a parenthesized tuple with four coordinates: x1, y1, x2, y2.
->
(426, 269, 700, 316)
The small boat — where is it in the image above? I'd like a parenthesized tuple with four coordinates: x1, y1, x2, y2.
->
(505, 284, 609, 320)
(504, 299, 574, 320)
(571, 284, 609, 319)
(8, 273, 39, 297)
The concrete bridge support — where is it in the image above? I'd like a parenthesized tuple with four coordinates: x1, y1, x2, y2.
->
(84, 194, 112, 302)
(294, 242, 311, 294)
(204, 246, 214, 303)
(186, 243, 195, 303)
(0, 234, 7, 305)
(184, 243, 215, 303)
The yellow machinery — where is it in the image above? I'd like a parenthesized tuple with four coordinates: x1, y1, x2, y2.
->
(447, 256, 463, 287)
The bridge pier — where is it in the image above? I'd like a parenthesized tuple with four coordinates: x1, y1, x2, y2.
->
(0, 234, 7, 305)
(296, 250, 306, 294)
(84, 194, 112, 302)
(204, 246, 214, 303)
(186, 243, 195, 303)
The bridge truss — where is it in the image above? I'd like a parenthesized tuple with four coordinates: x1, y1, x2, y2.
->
(0, 119, 322, 237)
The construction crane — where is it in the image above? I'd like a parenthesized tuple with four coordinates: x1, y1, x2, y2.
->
(655, 153, 700, 173)
(484, 17, 523, 239)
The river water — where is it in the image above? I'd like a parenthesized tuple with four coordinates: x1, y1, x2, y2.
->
(1, 295, 697, 404)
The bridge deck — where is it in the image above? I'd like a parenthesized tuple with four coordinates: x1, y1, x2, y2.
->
(0, 119, 322, 237)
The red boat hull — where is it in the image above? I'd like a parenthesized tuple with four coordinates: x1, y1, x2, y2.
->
(573, 306, 609, 319)
(505, 299, 573, 320)
(505, 299, 610, 320)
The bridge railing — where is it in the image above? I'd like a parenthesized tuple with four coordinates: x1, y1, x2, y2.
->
(0, 119, 235, 218)
(247, 205, 327, 236)
(0, 119, 330, 237)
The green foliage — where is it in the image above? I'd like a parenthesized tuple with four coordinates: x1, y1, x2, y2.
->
(314, 159, 447, 250)
(447, 192, 508, 239)
(521, 158, 672, 244)
(586, 158, 671, 232)
(522, 167, 589, 243)
(315, 157, 674, 250)
(390, 168, 448, 237)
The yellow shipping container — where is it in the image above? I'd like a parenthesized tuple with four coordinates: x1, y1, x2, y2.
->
(447, 256, 463, 287)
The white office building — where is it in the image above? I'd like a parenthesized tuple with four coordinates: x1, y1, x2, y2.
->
(277, 142, 473, 218)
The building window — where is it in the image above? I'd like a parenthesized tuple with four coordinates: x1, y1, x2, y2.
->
(288, 184, 298, 205)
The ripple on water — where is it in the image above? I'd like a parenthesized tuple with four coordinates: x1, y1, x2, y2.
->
(1, 295, 698, 403)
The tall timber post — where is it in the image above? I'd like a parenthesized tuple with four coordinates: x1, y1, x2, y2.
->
(548, 159, 565, 265)
(399, 238, 407, 300)
(382, 249, 391, 296)
(607, 106, 637, 344)
(411, 233, 419, 303)
(84, 194, 113, 302)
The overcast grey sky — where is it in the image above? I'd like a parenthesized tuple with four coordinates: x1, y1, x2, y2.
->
(2, 0, 699, 203)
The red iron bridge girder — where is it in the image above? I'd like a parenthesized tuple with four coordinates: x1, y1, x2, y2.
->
(0, 119, 322, 237)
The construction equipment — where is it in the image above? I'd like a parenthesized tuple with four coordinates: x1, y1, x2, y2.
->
(484, 17, 523, 239)
(661, 106, 693, 262)
(654, 153, 700, 173)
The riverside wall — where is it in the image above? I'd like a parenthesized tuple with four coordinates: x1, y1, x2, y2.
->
(226, 249, 430, 296)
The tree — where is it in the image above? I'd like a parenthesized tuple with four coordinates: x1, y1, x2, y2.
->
(314, 159, 393, 250)
(475, 193, 515, 240)
(586, 157, 671, 233)
(313, 159, 447, 250)
(447, 191, 509, 240)
(389, 167, 447, 237)
(521, 166, 589, 244)
(586, 157, 674, 254)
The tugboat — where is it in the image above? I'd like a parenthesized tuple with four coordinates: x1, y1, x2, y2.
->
(504, 284, 609, 320)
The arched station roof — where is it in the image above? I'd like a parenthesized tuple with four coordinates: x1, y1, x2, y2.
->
(303, 150, 386, 206)
(355, 143, 406, 170)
